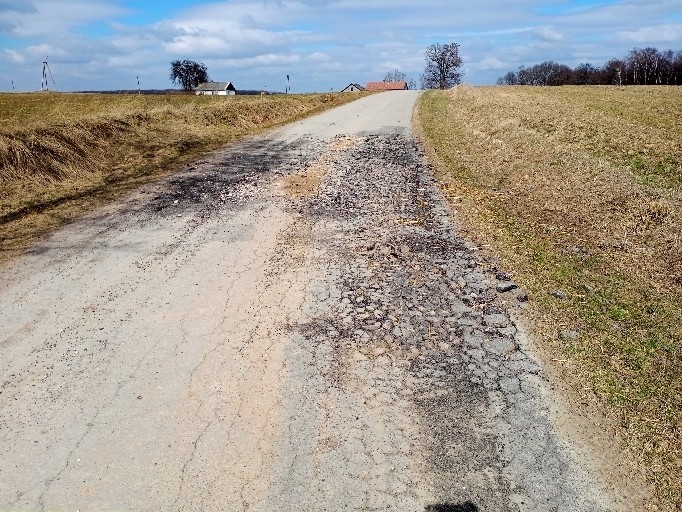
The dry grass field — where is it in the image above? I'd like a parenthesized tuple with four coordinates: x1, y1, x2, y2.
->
(0, 92, 358, 262)
(417, 86, 681, 509)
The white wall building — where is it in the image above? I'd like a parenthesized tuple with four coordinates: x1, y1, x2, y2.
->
(195, 82, 237, 96)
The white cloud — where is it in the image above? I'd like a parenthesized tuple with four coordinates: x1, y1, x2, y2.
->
(4, 0, 125, 37)
(472, 56, 509, 71)
(616, 23, 682, 44)
(3, 49, 25, 63)
(529, 26, 564, 42)
(163, 27, 307, 60)
(307, 52, 331, 62)
(224, 53, 302, 68)
(1, 0, 680, 91)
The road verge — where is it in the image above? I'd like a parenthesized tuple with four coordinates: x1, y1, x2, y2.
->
(414, 86, 681, 510)
(0, 92, 360, 264)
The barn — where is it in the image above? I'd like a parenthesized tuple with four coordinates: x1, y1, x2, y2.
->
(365, 81, 408, 91)
(195, 82, 237, 96)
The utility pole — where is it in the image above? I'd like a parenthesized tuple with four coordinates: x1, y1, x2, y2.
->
(137, 75, 141, 94)
(41, 57, 56, 91)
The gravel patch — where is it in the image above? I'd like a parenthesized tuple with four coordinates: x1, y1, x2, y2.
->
(285, 131, 616, 511)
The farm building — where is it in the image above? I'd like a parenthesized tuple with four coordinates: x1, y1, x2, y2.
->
(365, 81, 408, 91)
(195, 82, 237, 96)
(341, 83, 365, 93)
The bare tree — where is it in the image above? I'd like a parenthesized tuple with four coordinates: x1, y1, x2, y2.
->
(573, 63, 597, 85)
(673, 51, 682, 85)
(497, 71, 519, 85)
(421, 43, 463, 89)
(514, 61, 573, 86)
(548, 63, 574, 85)
(170, 60, 210, 91)
(599, 59, 627, 85)
(495, 46, 682, 87)
(659, 50, 675, 84)
(384, 69, 407, 82)
(627, 47, 662, 85)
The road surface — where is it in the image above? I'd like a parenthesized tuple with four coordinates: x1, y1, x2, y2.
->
(1, 91, 640, 511)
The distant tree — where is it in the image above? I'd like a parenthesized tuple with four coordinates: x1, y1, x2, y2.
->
(516, 65, 530, 85)
(659, 50, 675, 85)
(573, 63, 596, 85)
(673, 51, 682, 85)
(408, 78, 417, 90)
(496, 46, 682, 87)
(549, 63, 574, 85)
(627, 47, 663, 85)
(497, 71, 519, 85)
(520, 61, 573, 86)
(500, 61, 572, 86)
(597, 58, 626, 85)
(170, 60, 209, 91)
(421, 43, 463, 89)
(384, 69, 407, 82)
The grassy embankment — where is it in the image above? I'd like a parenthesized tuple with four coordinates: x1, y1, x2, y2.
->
(0, 92, 359, 263)
(416, 86, 681, 509)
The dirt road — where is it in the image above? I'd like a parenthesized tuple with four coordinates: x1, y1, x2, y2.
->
(1, 92, 639, 511)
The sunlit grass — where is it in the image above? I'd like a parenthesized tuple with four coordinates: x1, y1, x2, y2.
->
(0, 92, 359, 261)
(416, 85, 681, 509)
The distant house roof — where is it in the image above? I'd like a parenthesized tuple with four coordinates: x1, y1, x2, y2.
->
(341, 83, 365, 92)
(196, 81, 236, 92)
(365, 81, 408, 91)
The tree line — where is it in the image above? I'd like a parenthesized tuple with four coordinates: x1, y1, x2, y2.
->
(498, 47, 682, 86)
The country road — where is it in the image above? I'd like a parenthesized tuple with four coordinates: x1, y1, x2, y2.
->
(1, 91, 640, 511)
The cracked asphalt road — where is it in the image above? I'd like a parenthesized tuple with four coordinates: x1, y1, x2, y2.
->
(1, 91, 635, 511)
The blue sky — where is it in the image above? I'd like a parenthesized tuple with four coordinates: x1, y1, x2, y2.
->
(1, 0, 680, 92)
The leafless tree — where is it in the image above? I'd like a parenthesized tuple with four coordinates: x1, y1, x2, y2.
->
(573, 63, 597, 85)
(497, 71, 519, 85)
(627, 47, 663, 84)
(599, 59, 627, 85)
(383, 69, 407, 82)
(659, 50, 674, 84)
(508, 61, 573, 86)
(673, 51, 682, 85)
(421, 43, 463, 89)
(496, 46, 681, 87)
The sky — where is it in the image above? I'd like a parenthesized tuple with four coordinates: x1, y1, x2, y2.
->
(1, 0, 681, 92)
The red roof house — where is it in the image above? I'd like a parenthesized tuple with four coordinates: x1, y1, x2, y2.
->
(365, 81, 408, 91)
